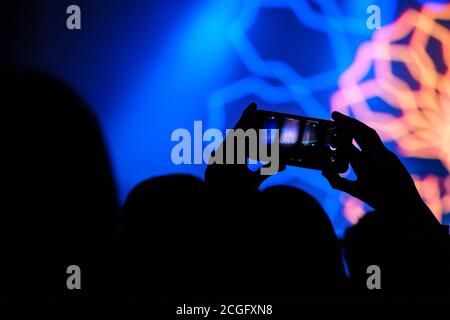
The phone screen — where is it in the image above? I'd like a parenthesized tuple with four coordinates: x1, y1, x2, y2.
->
(257, 111, 348, 171)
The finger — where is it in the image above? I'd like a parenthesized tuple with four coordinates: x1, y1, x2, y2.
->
(235, 102, 257, 129)
(348, 144, 364, 174)
(331, 111, 383, 152)
(243, 102, 257, 114)
(322, 167, 357, 195)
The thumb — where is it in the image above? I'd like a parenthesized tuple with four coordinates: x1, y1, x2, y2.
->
(236, 102, 257, 129)
(243, 102, 257, 114)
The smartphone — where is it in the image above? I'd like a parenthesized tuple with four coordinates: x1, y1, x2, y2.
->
(253, 110, 350, 172)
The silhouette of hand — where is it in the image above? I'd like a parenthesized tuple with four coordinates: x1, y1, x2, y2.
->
(205, 103, 284, 190)
(322, 112, 435, 219)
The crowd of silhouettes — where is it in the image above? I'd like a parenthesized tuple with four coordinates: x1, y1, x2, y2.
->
(1, 70, 449, 301)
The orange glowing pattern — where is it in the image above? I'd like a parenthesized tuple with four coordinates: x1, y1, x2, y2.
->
(330, 3, 450, 223)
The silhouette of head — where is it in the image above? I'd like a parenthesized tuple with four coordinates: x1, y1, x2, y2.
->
(121, 174, 206, 298)
(1, 71, 118, 297)
(344, 210, 450, 298)
(257, 185, 347, 298)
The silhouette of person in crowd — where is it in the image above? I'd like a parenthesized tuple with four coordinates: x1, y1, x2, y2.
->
(321, 112, 450, 298)
(1, 71, 119, 298)
(121, 174, 207, 298)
